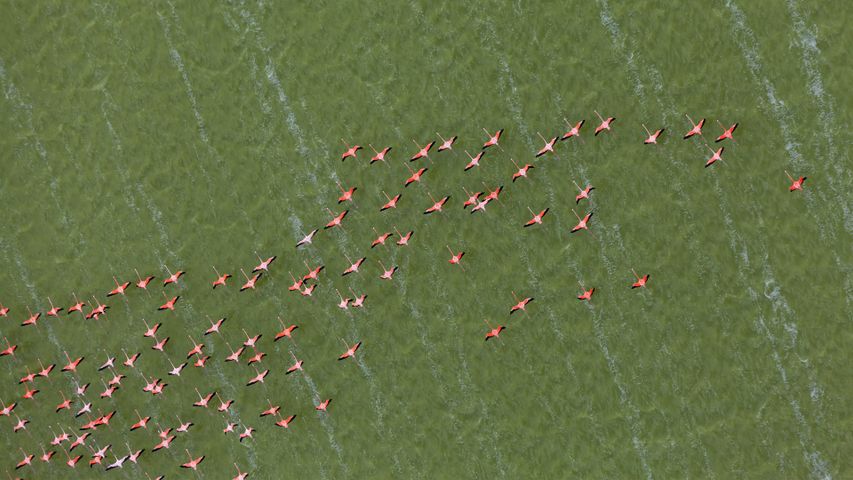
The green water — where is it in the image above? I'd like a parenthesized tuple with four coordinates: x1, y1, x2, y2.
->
(0, 0, 850, 478)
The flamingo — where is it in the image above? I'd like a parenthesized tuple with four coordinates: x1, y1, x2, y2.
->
(74, 381, 89, 396)
(67, 294, 85, 315)
(275, 413, 297, 429)
(225, 342, 244, 363)
(462, 188, 482, 209)
(464, 150, 484, 171)
(181, 450, 205, 470)
(131, 411, 150, 430)
(0, 304, 8, 316)
(562, 118, 585, 141)
(404, 164, 428, 187)
(233, 463, 250, 480)
(437, 132, 457, 151)
(21, 307, 40, 327)
(715, 121, 738, 143)
(193, 389, 215, 408)
(296, 228, 318, 248)
(127, 446, 144, 464)
(482, 128, 504, 150)
(378, 260, 398, 280)
(40, 447, 54, 462)
(260, 400, 281, 417)
(484, 319, 505, 341)
(410, 139, 435, 162)
(151, 335, 169, 352)
(0, 399, 17, 416)
(574, 181, 594, 203)
(62, 352, 84, 372)
(218, 399, 234, 413)
(395, 227, 414, 246)
(337, 182, 357, 204)
(324, 208, 349, 229)
(342, 255, 366, 276)
(85, 297, 108, 320)
(683, 115, 705, 139)
(786, 171, 807, 191)
(350, 288, 367, 308)
(46, 297, 63, 316)
(303, 261, 325, 282)
(340, 139, 362, 161)
(577, 282, 595, 301)
(158, 293, 179, 311)
(246, 367, 269, 386)
(108, 277, 130, 297)
(105, 454, 129, 471)
(511, 158, 534, 182)
(483, 183, 504, 203)
(16, 450, 34, 470)
(253, 255, 276, 272)
(274, 318, 298, 342)
(13, 415, 28, 432)
(315, 398, 332, 412)
(288, 272, 304, 292)
(570, 209, 593, 234)
(75, 401, 92, 417)
(447, 246, 465, 268)
(152, 435, 175, 452)
(242, 331, 262, 348)
(510, 292, 534, 314)
(122, 350, 140, 368)
(240, 269, 262, 292)
(142, 319, 160, 338)
(204, 316, 226, 335)
(300, 284, 316, 297)
(705, 145, 724, 168)
(249, 350, 265, 364)
(224, 422, 237, 434)
(369, 144, 391, 164)
(211, 267, 231, 289)
(134, 269, 155, 290)
(380, 191, 402, 211)
(99, 355, 115, 371)
(424, 193, 450, 214)
(524, 207, 549, 227)
(631, 269, 650, 289)
(335, 289, 351, 310)
(338, 340, 361, 361)
(594, 111, 615, 135)
(1, 337, 17, 357)
(175, 416, 193, 433)
(37, 359, 55, 377)
(162, 267, 185, 286)
(69, 432, 90, 451)
(642, 124, 664, 145)
(535, 132, 558, 157)
(286, 352, 303, 374)
(371, 228, 394, 248)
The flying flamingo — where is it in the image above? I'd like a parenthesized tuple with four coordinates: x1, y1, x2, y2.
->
(46, 297, 63, 317)
(482, 128, 504, 150)
(342, 255, 366, 276)
(303, 261, 325, 282)
(142, 319, 160, 338)
(404, 164, 428, 187)
(371, 228, 394, 248)
(683, 115, 705, 139)
(0, 304, 8, 316)
(275, 413, 297, 429)
(218, 399, 234, 413)
(246, 366, 270, 386)
(300, 284, 316, 297)
(16, 449, 34, 470)
(535, 132, 558, 157)
(570, 209, 594, 234)
(337, 182, 357, 204)
(61, 352, 84, 372)
(134, 269, 155, 290)
(296, 228, 318, 248)
(577, 282, 595, 301)
(99, 354, 115, 371)
(131, 411, 150, 431)
(509, 292, 533, 314)
(574, 181, 594, 203)
(340, 139, 362, 161)
(260, 400, 281, 417)
(642, 124, 664, 145)
(162, 267, 185, 286)
(715, 121, 738, 143)
(151, 335, 169, 352)
(338, 340, 362, 361)
(562, 118, 585, 141)
(286, 352, 303, 374)
(13, 415, 28, 432)
(243, 329, 262, 348)
(288, 272, 304, 291)
(437, 132, 457, 151)
(462, 188, 482, 209)
(152, 434, 175, 452)
(524, 207, 549, 227)
(483, 183, 504, 204)
(424, 193, 450, 214)
(786, 171, 807, 191)
(225, 342, 244, 363)
(594, 111, 615, 136)
(108, 277, 130, 297)
(369, 144, 391, 165)
(211, 267, 231, 289)
(378, 260, 398, 280)
(380, 191, 402, 211)
(410, 139, 435, 162)
(324, 208, 349, 229)
(350, 288, 367, 308)
(37, 358, 55, 377)
(67, 294, 85, 315)
(510, 158, 534, 182)
(21, 306, 40, 327)
(705, 145, 724, 168)
(186, 336, 205, 358)
(464, 150, 484, 171)
(193, 389, 215, 408)
(395, 227, 414, 246)
(204, 316, 226, 335)
(233, 463, 250, 480)
(335, 289, 351, 310)
(253, 254, 276, 272)
(630, 269, 650, 289)
(447, 246, 465, 269)
(0, 399, 16, 416)
(315, 398, 332, 412)
(85, 297, 108, 320)
(158, 293, 180, 311)
(240, 269, 262, 292)
(1, 337, 17, 357)
(175, 415, 193, 433)
(274, 318, 298, 342)
(105, 454, 129, 471)
(181, 450, 205, 470)
(122, 350, 140, 368)
(484, 319, 505, 341)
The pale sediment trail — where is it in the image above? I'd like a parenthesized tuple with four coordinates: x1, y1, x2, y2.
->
(0, 58, 85, 249)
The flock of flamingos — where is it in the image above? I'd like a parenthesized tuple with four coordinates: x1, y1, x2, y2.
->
(1, 112, 808, 478)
